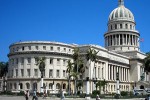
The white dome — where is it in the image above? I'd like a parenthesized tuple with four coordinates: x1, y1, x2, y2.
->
(109, 5, 134, 21)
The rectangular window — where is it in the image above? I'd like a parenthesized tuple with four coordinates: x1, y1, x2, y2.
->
(21, 69, 24, 76)
(12, 59, 14, 65)
(21, 57, 24, 64)
(57, 59, 60, 65)
(12, 70, 13, 77)
(43, 46, 46, 50)
(63, 60, 66, 66)
(27, 69, 30, 77)
(16, 69, 18, 76)
(56, 70, 59, 77)
(57, 47, 60, 51)
(50, 46, 53, 51)
(28, 46, 31, 50)
(22, 46, 24, 51)
(64, 48, 66, 52)
(27, 58, 31, 64)
(49, 69, 53, 77)
(50, 58, 53, 64)
(36, 46, 38, 50)
(63, 70, 65, 77)
(16, 58, 18, 64)
(34, 69, 38, 76)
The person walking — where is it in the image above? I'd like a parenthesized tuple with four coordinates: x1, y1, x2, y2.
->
(24, 90, 29, 100)
(96, 95, 100, 100)
(32, 90, 37, 100)
(61, 90, 65, 100)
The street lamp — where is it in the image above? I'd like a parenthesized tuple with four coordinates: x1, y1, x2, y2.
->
(93, 78, 97, 90)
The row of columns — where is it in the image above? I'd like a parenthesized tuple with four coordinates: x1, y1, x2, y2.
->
(108, 64, 130, 81)
(105, 34, 139, 47)
(107, 84, 129, 92)
(93, 62, 105, 79)
(9, 57, 68, 79)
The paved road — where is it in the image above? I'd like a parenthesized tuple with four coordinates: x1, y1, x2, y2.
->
(0, 95, 145, 100)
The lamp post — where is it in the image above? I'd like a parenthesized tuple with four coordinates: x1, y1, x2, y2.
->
(93, 78, 97, 90)
(116, 72, 120, 95)
(85, 77, 90, 100)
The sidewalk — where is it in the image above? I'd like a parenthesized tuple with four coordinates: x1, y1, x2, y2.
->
(0, 95, 145, 100)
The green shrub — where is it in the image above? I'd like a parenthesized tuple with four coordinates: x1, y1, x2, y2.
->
(114, 94, 120, 99)
(17, 91, 24, 96)
(121, 91, 128, 96)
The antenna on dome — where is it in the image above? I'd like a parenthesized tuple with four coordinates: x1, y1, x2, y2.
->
(118, 0, 124, 6)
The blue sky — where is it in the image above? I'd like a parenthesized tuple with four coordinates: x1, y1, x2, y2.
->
(0, 0, 150, 62)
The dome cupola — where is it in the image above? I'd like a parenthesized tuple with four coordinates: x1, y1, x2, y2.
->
(104, 0, 140, 52)
(109, 0, 134, 21)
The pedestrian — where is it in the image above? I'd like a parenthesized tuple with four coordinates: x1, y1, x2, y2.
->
(96, 94, 100, 100)
(32, 90, 37, 100)
(61, 90, 65, 100)
(24, 90, 29, 100)
(43, 90, 47, 99)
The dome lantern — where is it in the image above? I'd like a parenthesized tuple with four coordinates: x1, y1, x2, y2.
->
(118, 0, 124, 6)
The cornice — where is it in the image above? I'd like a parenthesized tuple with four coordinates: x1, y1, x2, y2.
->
(8, 51, 73, 58)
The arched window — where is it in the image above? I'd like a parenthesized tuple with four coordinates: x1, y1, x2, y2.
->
(120, 24, 122, 29)
(125, 24, 128, 29)
(130, 25, 132, 29)
(49, 83, 53, 89)
(56, 83, 60, 89)
(10, 83, 12, 89)
(63, 83, 66, 89)
(111, 25, 113, 30)
(19, 83, 23, 89)
(26, 83, 30, 89)
(14, 83, 17, 89)
(33, 82, 37, 90)
(115, 24, 117, 29)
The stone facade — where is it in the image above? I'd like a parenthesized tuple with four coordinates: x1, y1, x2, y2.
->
(7, 0, 148, 94)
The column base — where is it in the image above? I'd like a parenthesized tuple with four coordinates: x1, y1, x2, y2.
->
(85, 96, 91, 100)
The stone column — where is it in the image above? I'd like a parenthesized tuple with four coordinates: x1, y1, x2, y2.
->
(18, 58, 21, 77)
(132, 35, 134, 45)
(122, 34, 124, 45)
(116, 34, 117, 45)
(126, 34, 128, 45)
(121, 67, 123, 81)
(114, 66, 116, 80)
(108, 64, 110, 80)
(24, 58, 27, 77)
(119, 34, 120, 45)
(31, 57, 34, 78)
(45, 58, 49, 78)
(112, 35, 114, 46)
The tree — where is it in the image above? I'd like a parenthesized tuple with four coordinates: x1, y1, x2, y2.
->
(72, 47, 80, 95)
(66, 60, 74, 95)
(144, 52, 150, 73)
(86, 47, 99, 79)
(0, 62, 8, 92)
(78, 60, 87, 93)
(35, 57, 46, 93)
(96, 80, 107, 95)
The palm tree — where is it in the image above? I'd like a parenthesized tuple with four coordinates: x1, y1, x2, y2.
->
(35, 57, 46, 93)
(66, 60, 74, 95)
(86, 47, 99, 79)
(96, 80, 107, 95)
(78, 60, 87, 93)
(72, 47, 80, 95)
(0, 62, 8, 92)
(144, 52, 150, 82)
